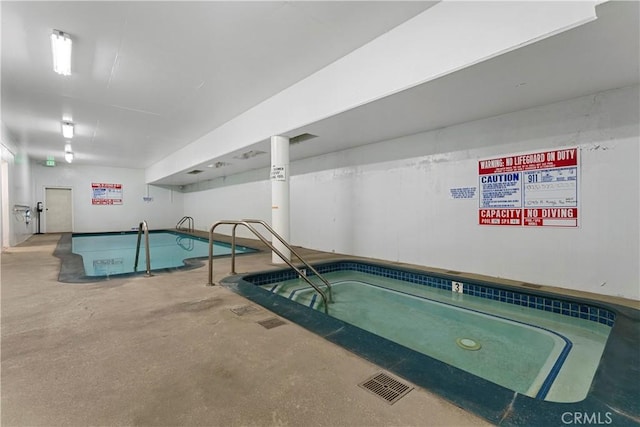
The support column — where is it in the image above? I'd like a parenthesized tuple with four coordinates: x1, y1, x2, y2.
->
(270, 135, 290, 263)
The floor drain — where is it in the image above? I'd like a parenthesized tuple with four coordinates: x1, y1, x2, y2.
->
(230, 305, 260, 316)
(456, 337, 482, 351)
(358, 372, 413, 405)
(257, 317, 286, 329)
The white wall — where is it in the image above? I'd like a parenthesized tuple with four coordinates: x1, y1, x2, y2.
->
(183, 178, 271, 238)
(1, 122, 34, 247)
(32, 164, 183, 233)
(183, 85, 639, 300)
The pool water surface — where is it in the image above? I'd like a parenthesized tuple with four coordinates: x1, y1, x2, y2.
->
(72, 231, 254, 276)
(262, 270, 610, 403)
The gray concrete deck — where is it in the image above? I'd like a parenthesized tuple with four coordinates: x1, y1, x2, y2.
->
(1, 233, 490, 426)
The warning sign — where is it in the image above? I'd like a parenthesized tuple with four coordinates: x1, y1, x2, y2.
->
(478, 209, 522, 226)
(479, 148, 579, 227)
(91, 183, 123, 205)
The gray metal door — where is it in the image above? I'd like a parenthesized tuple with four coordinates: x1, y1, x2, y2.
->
(45, 188, 72, 232)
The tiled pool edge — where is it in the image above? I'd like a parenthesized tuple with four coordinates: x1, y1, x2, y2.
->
(222, 259, 640, 426)
(244, 260, 616, 327)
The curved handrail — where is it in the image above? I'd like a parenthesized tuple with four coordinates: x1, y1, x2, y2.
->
(134, 220, 152, 276)
(207, 220, 332, 313)
(176, 216, 194, 232)
(242, 219, 333, 302)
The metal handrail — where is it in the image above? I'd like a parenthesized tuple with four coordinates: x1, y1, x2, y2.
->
(242, 219, 333, 301)
(207, 220, 332, 313)
(134, 221, 152, 276)
(176, 235, 194, 251)
(176, 216, 194, 232)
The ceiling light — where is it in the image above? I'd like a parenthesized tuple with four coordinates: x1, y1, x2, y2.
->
(64, 142, 73, 163)
(51, 30, 72, 76)
(61, 122, 74, 138)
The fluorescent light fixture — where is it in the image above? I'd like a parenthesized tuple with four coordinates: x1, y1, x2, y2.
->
(61, 122, 74, 138)
(51, 30, 72, 76)
(64, 142, 73, 163)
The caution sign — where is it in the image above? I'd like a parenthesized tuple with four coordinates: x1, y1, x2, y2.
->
(479, 148, 579, 227)
(91, 183, 123, 205)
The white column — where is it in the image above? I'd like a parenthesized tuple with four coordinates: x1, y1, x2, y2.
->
(270, 135, 290, 263)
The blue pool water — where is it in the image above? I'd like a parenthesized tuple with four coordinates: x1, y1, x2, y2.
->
(273, 278, 567, 398)
(72, 231, 254, 276)
(240, 263, 613, 404)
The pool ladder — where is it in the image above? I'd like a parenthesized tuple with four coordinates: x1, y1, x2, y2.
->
(176, 216, 194, 232)
(134, 220, 152, 276)
(207, 219, 333, 313)
(176, 235, 195, 251)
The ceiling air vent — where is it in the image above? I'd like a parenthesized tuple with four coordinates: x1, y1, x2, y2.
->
(290, 133, 317, 145)
(187, 169, 203, 175)
(234, 150, 266, 160)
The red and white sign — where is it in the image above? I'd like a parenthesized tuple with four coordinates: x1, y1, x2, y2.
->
(478, 148, 578, 174)
(479, 209, 522, 226)
(91, 183, 123, 205)
(479, 148, 579, 227)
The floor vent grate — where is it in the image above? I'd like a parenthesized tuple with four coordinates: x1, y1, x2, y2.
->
(230, 305, 260, 316)
(358, 372, 413, 405)
(257, 317, 286, 329)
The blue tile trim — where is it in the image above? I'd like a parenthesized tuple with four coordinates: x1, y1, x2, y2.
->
(244, 261, 616, 327)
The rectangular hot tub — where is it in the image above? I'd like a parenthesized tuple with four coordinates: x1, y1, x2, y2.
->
(222, 260, 639, 426)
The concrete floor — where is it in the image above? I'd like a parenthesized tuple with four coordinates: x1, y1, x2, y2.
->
(1, 233, 490, 426)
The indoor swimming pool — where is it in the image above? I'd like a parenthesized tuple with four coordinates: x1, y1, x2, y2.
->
(224, 260, 639, 426)
(71, 231, 255, 277)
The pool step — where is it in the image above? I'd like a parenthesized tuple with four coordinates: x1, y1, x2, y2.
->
(260, 280, 321, 310)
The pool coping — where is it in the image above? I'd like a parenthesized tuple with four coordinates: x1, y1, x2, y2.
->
(54, 231, 259, 283)
(221, 259, 640, 426)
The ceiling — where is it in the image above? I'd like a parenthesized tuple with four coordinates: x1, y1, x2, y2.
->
(2, 1, 639, 188)
(1, 1, 435, 168)
(157, 0, 639, 186)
